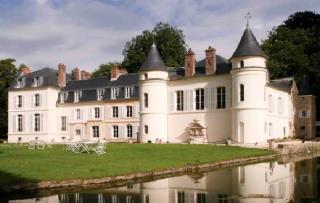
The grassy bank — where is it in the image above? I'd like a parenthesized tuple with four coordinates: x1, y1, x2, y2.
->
(0, 144, 273, 186)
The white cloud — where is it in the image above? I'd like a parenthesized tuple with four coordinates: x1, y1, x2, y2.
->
(0, 0, 319, 71)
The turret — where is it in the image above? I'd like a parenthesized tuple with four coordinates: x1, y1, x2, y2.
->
(139, 43, 169, 143)
(230, 25, 268, 144)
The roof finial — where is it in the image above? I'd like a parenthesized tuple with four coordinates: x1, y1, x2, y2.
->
(245, 12, 251, 28)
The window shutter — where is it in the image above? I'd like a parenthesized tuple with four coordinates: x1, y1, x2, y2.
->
(169, 91, 174, 112)
(119, 106, 122, 118)
(109, 107, 113, 118)
(122, 125, 126, 138)
(205, 88, 210, 110)
(30, 114, 34, 132)
(13, 115, 16, 132)
(189, 90, 193, 111)
(209, 87, 214, 110)
(100, 107, 103, 119)
(14, 96, 17, 109)
(40, 114, 44, 131)
(133, 125, 137, 138)
(90, 108, 93, 119)
(39, 77, 44, 85)
(39, 94, 42, 107)
(32, 95, 35, 107)
(110, 125, 113, 138)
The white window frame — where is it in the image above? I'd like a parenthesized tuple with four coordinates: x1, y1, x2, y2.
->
(126, 106, 133, 118)
(17, 77, 25, 88)
(176, 90, 184, 111)
(111, 87, 119, 99)
(278, 97, 283, 114)
(97, 89, 104, 100)
(113, 125, 119, 138)
(217, 86, 226, 109)
(17, 95, 23, 108)
(76, 129, 81, 136)
(34, 76, 41, 87)
(94, 107, 100, 119)
(268, 95, 273, 113)
(144, 125, 148, 135)
(17, 114, 23, 132)
(76, 109, 81, 120)
(112, 106, 119, 118)
(74, 91, 81, 102)
(125, 86, 133, 98)
(195, 88, 204, 110)
(127, 125, 133, 138)
(92, 126, 99, 138)
(34, 94, 40, 107)
(34, 113, 40, 132)
(61, 116, 67, 131)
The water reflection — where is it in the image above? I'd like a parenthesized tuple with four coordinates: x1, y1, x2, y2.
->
(6, 157, 320, 203)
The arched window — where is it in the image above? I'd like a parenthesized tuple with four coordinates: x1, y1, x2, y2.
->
(240, 84, 244, 102)
(240, 60, 244, 68)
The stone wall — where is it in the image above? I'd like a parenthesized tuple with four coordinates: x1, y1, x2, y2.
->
(295, 95, 316, 139)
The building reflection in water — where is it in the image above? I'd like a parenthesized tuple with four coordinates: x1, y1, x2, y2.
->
(8, 158, 320, 203)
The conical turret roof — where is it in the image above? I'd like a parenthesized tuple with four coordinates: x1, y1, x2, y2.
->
(232, 27, 266, 58)
(140, 43, 167, 71)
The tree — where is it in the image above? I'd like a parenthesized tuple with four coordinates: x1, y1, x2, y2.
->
(0, 59, 18, 139)
(91, 62, 120, 78)
(122, 22, 187, 72)
(261, 11, 320, 119)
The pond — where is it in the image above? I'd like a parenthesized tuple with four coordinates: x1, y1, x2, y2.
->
(2, 156, 320, 203)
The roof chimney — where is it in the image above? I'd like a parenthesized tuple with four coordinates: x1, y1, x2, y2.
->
(185, 49, 196, 77)
(205, 46, 216, 75)
(58, 63, 66, 88)
(81, 70, 91, 80)
(111, 65, 128, 81)
(72, 67, 80, 80)
(21, 66, 31, 76)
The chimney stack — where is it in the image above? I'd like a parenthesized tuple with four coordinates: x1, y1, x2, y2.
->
(72, 67, 80, 80)
(205, 46, 216, 75)
(184, 49, 196, 77)
(58, 63, 66, 88)
(110, 65, 128, 81)
(21, 66, 31, 76)
(81, 70, 91, 80)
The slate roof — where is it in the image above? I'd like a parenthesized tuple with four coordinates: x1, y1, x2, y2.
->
(140, 43, 167, 72)
(169, 55, 231, 79)
(59, 73, 139, 103)
(268, 77, 294, 93)
(232, 27, 266, 58)
(9, 67, 61, 90)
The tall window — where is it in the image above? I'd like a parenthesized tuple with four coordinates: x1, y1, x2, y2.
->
(127, 106, 133, 117)
(144, 93, 148, 108)
(17, 78, 25, 88)
(76, 109, 81, 120)
(18, 115, 23, 132)
(92, 126, 99, 138)
(278, 97, 283, 114)
(240, 84, 244, 102)
(217, 87, 226, 109)
(127, 125, 133, 138)
(195, 88, 204, 110)
(177, 191, 185, 203)
(268, 95, 273, 113)
(97, 89, 104, 100)
(34, 113, 40, 131)
(60, 92, 67, 103)
(74, 91, 80, 102)
(76, 129, 81, 136)
(240, 60, 244, 67)
(113, 125, 119, 138)
(111, 87, 119, 99)
(197, 193, 206, 203)
(94, 107, 100, 118)
(34, 94, 40, 107)
(176, 90, 184, 111)
(61, 116, 66, 131)
(17, 95, 23, 107)
(34, 76, 41, 86)
(112, 106, 119, 118)
(125, 86, 133, 98)
(144, 125, 148, 134)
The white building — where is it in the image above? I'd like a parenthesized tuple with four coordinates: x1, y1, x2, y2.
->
(8, 25, 310, 145)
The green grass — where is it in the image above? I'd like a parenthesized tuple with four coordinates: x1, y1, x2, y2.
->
(0, 144, 273, 186)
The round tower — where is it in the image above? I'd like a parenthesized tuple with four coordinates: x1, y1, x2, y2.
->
(139, 43, 169, 143)
(231, 26, 268, 144)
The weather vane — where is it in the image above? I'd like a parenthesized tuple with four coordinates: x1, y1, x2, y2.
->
(245, 12, 251, 28)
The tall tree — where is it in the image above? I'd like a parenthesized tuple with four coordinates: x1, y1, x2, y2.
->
(122, 22, 187, 72)
(91, 62, 120, 78)
(0, 59, 18, 139)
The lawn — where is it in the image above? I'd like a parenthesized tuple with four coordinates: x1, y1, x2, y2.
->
(0, 144, 273, 186)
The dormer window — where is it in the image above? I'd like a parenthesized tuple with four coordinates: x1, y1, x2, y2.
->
(60, 92, 68, 103)
(16, 78, 25, 88)
(33, 76, 43, 87)
(240, 60, 244, 68)
(111, 87, 119, 99)
(97, 89, 105, 100)
(125, 86, 134, 98)
(74, 91, 81, 102)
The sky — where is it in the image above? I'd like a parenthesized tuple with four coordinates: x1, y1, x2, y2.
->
(0, 0, 319, 72)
